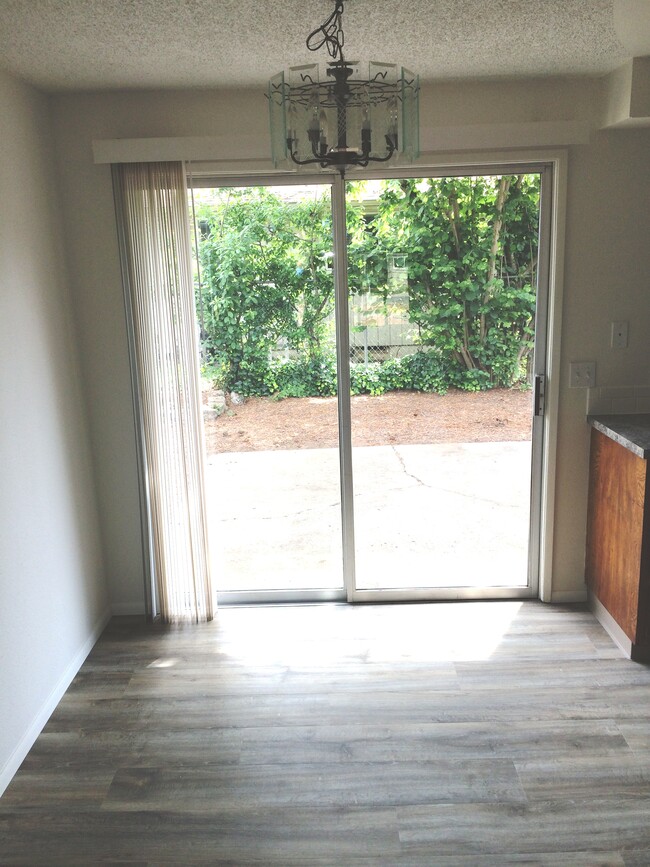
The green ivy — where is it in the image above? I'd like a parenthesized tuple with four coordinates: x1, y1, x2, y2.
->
(195, 175, 541, 397)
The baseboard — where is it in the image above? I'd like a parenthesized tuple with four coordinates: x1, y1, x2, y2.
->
(588, 591, 632, 658)
(0, 605, 112, 798)
(111, 601, 146, 615)
(550, 589, 588, 603)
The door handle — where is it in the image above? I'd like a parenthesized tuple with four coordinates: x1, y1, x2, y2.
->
(534, 373, 546, 417)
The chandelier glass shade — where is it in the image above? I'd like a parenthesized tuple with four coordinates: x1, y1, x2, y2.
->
(268, 2, 419, 173)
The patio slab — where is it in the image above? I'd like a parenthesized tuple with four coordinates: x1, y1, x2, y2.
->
(205, 441, 532, 594)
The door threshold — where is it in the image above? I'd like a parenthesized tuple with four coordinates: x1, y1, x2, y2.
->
(216, 587, 536, 606)
(217, 589, 347, 606)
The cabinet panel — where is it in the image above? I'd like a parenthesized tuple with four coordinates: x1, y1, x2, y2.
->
(586, 429, 647, 642)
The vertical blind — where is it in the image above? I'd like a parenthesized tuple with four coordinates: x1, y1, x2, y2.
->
(113, 162, 213, 623)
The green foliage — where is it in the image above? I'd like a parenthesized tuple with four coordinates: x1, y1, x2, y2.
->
(271, 353, 338, 398)
(194, 175, 540, 397)
(348, 351, 450, 396)
(196, 187, 337, 394)
(350, 175, 540, 387)
(236, 349, 452, 399)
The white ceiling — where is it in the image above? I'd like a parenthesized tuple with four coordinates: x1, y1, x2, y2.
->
(0, 0, 648, 93)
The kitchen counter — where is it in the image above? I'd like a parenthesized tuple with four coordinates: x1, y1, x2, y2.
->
(586, 414, 650, 661)
(588, 413, 650, 459)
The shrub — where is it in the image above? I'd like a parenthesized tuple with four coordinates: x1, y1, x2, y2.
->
(270, 354, 338, 398)
(202, 350, 510, 400)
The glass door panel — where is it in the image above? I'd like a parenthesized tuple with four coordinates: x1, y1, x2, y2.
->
(345, 173, 543, 595)
(190, 182, 344, 598)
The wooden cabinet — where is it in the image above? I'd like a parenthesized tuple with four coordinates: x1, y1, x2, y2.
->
(586, 416, 650, 661)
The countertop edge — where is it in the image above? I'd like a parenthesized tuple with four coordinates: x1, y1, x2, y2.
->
(588, 414, 650, 460)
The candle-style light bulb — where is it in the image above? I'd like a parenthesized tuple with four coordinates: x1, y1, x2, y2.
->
(386, 95, 399, 151)
(388, 96, 398, 136)
(361, 103, 371, 154)
(319, 108, 329, 148)
(307, 88, 321, 152)
(288, 103, 297, 144)
(309, 90, 319, 132)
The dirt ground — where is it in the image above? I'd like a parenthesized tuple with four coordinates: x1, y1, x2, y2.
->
(203, 388, 532, 454)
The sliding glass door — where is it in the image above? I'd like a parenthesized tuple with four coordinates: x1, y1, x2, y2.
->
(190, 164, 551, 603)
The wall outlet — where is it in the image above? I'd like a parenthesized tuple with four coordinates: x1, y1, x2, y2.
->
(611, 321, 629, 349)
(569, 361, 596, 388)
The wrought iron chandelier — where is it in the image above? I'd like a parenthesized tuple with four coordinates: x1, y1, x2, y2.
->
(268, 0, 419, 174)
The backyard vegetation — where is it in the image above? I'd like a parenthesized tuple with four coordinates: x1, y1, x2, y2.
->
(193, 175, 540, 397)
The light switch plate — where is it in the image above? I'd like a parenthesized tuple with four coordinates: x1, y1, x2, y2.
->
(569, 361, 596, 388)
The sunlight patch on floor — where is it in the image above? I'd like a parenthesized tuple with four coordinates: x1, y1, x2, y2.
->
(216, 601, 525, 665)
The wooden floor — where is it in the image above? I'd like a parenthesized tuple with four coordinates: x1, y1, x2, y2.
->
(3, 601, 650, 865)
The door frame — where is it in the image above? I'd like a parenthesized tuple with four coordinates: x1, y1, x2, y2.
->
(190, 153, 566, 605)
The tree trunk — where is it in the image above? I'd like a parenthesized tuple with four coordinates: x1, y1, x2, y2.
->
(486, 176, 511, 286)
(480, 176, 512, 343)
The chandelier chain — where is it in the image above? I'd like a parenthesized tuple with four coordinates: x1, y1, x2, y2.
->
(306, 0, 345, 60)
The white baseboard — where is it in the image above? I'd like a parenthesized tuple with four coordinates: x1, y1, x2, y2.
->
(550, 589, 588, 603)
(588, 591, 631, 658)
(111, 602, 145, 615)
(0, 605, 112, 798)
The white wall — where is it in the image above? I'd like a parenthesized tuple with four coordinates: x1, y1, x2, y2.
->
(50, 79, 650, 608)
(52, 89, 270, 612)
(0, 69, 109, 794)
(552, 128, 650, 594)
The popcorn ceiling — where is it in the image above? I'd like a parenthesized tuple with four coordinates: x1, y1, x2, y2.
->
(0, 0, 631, 92)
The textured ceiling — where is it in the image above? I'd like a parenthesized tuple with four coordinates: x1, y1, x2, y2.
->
(0, 0, 641, 93)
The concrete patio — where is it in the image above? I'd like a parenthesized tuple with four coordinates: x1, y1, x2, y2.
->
(205, 441, 532, 594)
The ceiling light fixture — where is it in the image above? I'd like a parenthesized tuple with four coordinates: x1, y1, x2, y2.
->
(268, 0, 419, 175)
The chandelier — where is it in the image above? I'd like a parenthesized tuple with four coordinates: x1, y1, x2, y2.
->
(268, 0, 419, 174)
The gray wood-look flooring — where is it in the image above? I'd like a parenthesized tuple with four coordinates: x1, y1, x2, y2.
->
(3, 601, 650, 865)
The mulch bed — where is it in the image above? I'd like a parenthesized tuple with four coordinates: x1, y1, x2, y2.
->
(202, 388, 532, 454)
